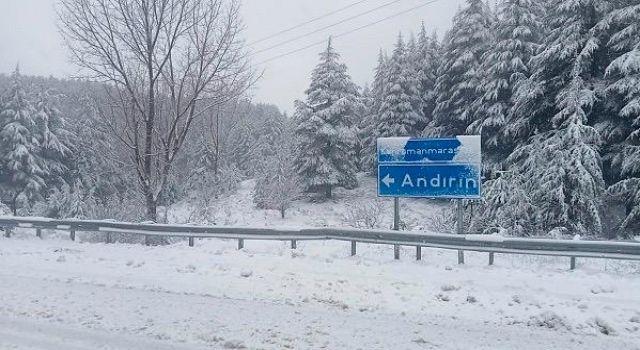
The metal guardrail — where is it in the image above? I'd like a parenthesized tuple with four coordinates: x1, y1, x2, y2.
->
(1, 216, 639, 269)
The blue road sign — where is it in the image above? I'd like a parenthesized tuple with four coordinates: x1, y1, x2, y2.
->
(377, 136, 482, 199)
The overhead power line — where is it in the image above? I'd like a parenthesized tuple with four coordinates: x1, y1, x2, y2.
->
(256, 0, 445, 65)
(250, 0, 371, 45)
(251, 0, 407, 56)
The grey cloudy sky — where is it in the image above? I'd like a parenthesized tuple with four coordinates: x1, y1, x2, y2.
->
(0, 0, 464, 113)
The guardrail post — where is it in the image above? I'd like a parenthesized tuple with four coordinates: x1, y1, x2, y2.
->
(291, 240, 297, 249)
(456, 199, 465, 265)
(393, 197, 400, 260)
(4, 227, 11, 238)
(489, 252, 494, 265)
(70, 229, 76, 242)
(457, 251, 465, 264)
(36, 228, 42, 239)
(570, 257, 576, 270)
(144, 235, 149, 246)
(238, 239, 244, 250)
(351, 241, 356, 256)
(416, 246, 422, 261)
(105, 232, 112, 244)
(188, 237, 195, 247)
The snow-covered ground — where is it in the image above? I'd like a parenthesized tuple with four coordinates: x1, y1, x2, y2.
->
(1, 179, 640, 349)
(169, 177, 450, 231)
(1, 235, 639, 349)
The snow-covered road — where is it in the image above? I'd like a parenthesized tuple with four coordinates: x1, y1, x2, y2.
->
(1, 236, 639, 349)
(0, 313, 214, 350)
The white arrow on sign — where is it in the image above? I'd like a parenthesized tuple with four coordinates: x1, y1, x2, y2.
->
(382, 174, 395, 188)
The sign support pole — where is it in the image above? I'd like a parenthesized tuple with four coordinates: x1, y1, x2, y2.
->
(393, 197, 400, 260)
(456, 199, 465, 264)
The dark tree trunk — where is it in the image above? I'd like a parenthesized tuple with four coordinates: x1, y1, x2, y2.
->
(325, 185, 332, 199)
(146, 194, 157, 222)
(144, 18, 156, 223)
(11, 193, 18, 216)
(214, 110, 220, 178)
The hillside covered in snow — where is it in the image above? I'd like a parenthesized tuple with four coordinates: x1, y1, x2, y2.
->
(169, 176, 451, 232)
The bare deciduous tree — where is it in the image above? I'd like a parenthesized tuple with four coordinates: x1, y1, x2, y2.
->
(58, 0, 254, 220)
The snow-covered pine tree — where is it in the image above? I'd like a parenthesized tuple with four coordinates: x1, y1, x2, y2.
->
(597, 1, 640, 235)
(376, 33, 424, 137)
(360, 50, 388, 174)
(64, 180, 88, 219)
(37, 180, 93, 219)
(508, 0, 611, 235)
(354, 83, 372, 172)
(539, 81, 602, 235)
(425, 0, 493, 137)
(33, 89, 73, 189)
(416, 24, 440, 129)
(593, 13, 631, 185)
(254, 104, 287, 172)
(254, 123, 300, 218)
(71, 95, 128, 207)
(406, 32, 420, 84)
(469, 0, 543, 174)
(511, 0, 610, 138)
(293, 39, 360, 198)
(371, 50, 389, 106)
(0, 67, 45, 215)
(254, 113, 288, 210)
(510, 75, 606, 235)
(471, 171, 534, 236)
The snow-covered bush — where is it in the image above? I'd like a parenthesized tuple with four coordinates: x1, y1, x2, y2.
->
(90, 196, 147, 223)
(187, 163, 244, 217)
(32, 181, 146, 223)
(527, 311, 572, 331)
(589, 317, 616, 336)
(0, 202, 9, 216)
(31, 182, 86, 219)
(216, 164, 243, 196)
(548, 227, 570, 240)
(607, 178, 640, 238)
(440, 284, 460, 292)
(425, 207, 455, 234)
(341, 199, 385, 229)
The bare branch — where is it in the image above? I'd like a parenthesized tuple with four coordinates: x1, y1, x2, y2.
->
(58, 0, 255, 220)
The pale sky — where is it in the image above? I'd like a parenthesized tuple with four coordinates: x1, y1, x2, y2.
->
(0, 0, 464, 113)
